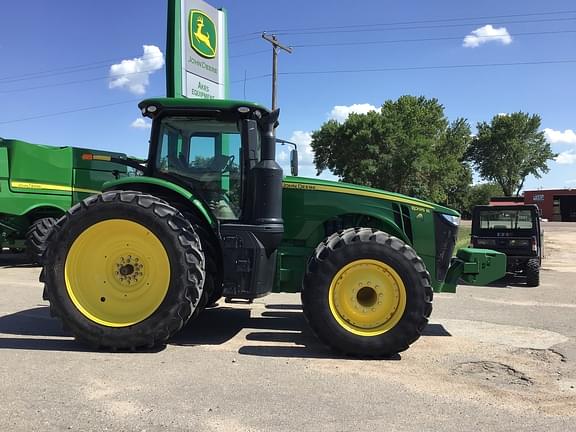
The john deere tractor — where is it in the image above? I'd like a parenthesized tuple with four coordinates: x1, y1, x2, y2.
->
(42, 98, 505, 356)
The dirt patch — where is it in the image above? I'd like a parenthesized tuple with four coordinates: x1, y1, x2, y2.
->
(542, 229, 576, 272)
(452, 361, 533, 386)
(514, 348, 567, 365)
(308, 322, 575, 417)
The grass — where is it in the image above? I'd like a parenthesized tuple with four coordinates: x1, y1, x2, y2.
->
(455, 225, 471, 252)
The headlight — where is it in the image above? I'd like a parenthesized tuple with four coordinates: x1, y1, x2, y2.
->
(440, 213, 460, 226)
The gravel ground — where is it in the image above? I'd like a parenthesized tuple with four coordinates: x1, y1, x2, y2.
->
(0, 222, 574, 431)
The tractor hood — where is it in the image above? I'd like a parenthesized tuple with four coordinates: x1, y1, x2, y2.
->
(283, 176, 459, 216)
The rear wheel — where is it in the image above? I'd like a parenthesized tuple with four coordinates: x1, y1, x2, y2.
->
(302, 228, 432, 357)
(189, 222, 223, 308)
(525, 258, 540, 287)
(43, 191, 205, 349)
(26, 217, 57, 264)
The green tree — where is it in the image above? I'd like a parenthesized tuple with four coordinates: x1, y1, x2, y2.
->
(311, 95, 472, 203)
(466, 113, 556, 196)
(461, 183, 503, 218)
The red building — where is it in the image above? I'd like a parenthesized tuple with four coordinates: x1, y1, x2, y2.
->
(524, 189, 576, 222)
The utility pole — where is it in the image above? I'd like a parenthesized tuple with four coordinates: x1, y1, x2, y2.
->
(261, 33, 293, 110)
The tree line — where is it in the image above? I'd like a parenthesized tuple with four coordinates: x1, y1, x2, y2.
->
(310, 95, 556, 217)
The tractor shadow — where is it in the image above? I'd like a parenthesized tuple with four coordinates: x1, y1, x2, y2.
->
(459, 276, 539, 289)
(0, 306, 88, 351)
(173, 303, 452, 360)
(0, 252, 38, 269)
(0, 304, 451, 359)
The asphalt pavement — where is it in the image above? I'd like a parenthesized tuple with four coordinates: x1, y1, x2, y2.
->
(0, 223, 575, 431)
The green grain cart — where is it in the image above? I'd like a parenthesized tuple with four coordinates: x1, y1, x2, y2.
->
(0, 138, 126, 261)
(42, 98, 506, 357)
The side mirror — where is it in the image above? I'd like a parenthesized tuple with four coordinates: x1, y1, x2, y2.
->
(290, 149, 299, 176)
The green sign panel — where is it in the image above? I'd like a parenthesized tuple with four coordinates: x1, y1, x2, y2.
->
(166, 0, 229, 99)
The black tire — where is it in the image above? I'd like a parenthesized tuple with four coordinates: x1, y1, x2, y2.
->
(26, 217, 57, 264)
(525, 258, 540, 287)
(302, 228, 433, 357)
(42, 191, 205, 349)
(187, 222, 223, 308)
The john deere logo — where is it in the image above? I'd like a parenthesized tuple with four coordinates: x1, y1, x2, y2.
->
(189, 10, 217, 59)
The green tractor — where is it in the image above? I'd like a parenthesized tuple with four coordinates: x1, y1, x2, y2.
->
(0, 138, 127, 262)
(42, 98, 505, 356)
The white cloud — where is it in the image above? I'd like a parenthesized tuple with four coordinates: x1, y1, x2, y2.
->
(463, 25, 512, 48)
(329, 103, 377, 123)
(109, 45, 165, 95)
(131, 118, 151, 129)
(496, 112, 509, 117)
(278, 130, 338, 180)
(544, 128, 576, 145)
(290, 130, 315, 167)
(556, 150, 576, 165)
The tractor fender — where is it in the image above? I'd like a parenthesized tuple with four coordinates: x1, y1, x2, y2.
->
(103, 176, 214, 227)
(7, 203, 68, 219)
(305, 212, 411, 249)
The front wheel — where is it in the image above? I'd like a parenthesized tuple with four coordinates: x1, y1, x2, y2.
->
(43, 191, 205, 349)
(302, 228, 432, 357)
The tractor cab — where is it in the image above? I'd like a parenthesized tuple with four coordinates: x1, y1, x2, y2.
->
(138, 98, 285, 301)
(471, 204, 542, 286)
(141, 98, 282, 225)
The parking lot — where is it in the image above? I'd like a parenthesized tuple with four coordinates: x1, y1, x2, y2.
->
(1, 222, 575, 431)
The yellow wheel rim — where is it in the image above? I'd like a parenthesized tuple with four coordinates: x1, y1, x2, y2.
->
(328, 259, 406, 336)
(64, 219, 171, 327)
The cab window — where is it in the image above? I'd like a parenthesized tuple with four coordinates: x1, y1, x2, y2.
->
(156, 117, 242, 220)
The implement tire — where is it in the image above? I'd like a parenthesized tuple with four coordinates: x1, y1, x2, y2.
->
(525, 258, 540, 287)
(302, 228, 432, 357)
(26, 217, 57, 264)
(42, 191, 205, 350)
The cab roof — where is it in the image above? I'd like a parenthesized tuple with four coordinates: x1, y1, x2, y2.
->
(139, 98, 270, 116)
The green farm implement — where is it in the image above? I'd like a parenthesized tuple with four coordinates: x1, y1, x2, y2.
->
(0, 138, 126, 262)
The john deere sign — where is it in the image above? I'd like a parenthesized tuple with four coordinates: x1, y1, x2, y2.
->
(190, 10, 217, 58)
(167, 0, 228, 99)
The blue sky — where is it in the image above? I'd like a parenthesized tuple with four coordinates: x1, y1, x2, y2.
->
(1, 0, 575, 190)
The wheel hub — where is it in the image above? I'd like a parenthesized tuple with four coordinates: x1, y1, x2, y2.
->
(114, 255, 145, 285)
(329, 259, 406, 336)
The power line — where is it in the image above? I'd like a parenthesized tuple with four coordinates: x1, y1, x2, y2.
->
(232, 59, 576, 83)
(0, 53, 165, 84)
(228, 30, 576, 58)
(0, 48, 265, 87)
(0, 99, 142, 125)
(0, 67, 166, 95)
(228, 9, 576, 41)
(291, 29, 576, 49)
(3, 59, 574, 124)
(229, 36, 261, 45)
(278, 59, 576, 76)
(272, 16, 576, 37)
(260, 9, 576, 34)
(229, 49, 269, 58)
(3, 33, 575, 95)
